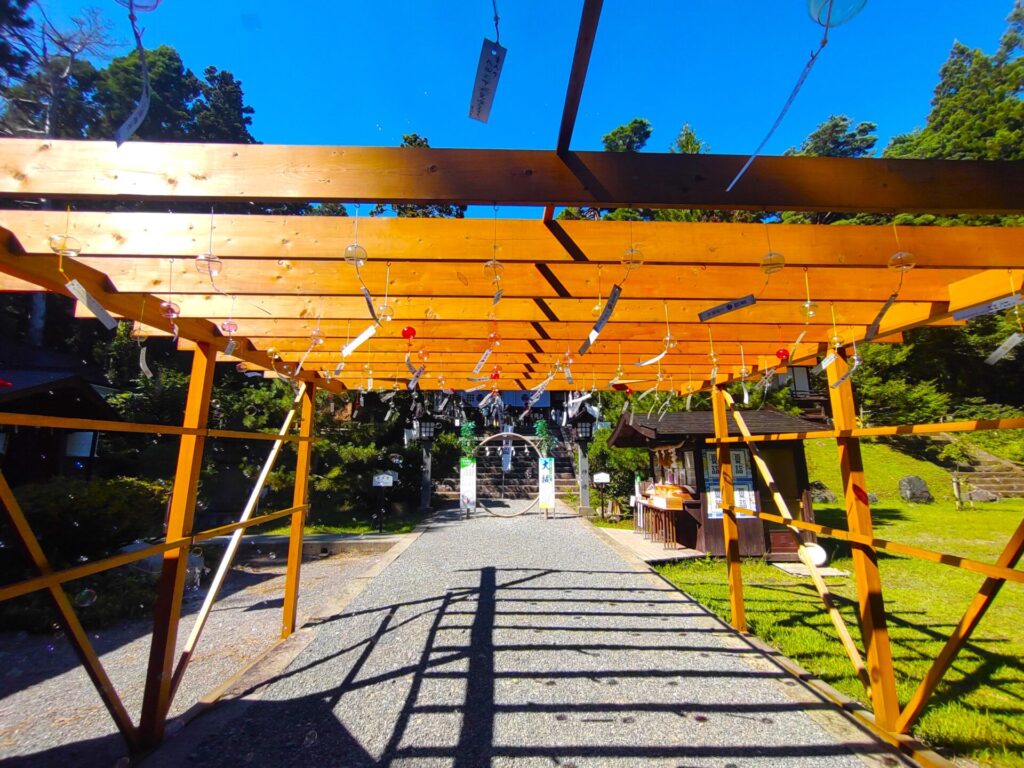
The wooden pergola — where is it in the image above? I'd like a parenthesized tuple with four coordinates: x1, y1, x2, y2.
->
(0, 1, 1022, 762)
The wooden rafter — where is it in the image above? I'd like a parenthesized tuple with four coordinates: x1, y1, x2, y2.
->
(3, 139, 1023, 213)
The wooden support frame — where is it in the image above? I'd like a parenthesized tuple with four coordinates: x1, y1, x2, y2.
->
(721, 390, 872, 694)
(282, 382, 315, 638)
(0, 469, 140, 748)
(826, 351, 901, 731)
(711, 386, 745, 632)
(895, 517, 1024, 732)
(139, 343, 217, 746)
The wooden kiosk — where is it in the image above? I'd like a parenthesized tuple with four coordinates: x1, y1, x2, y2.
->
(608, 410, 820, 558)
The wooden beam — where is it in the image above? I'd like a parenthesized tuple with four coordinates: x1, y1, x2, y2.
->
(139, 344, 216, 745)
(5, 211, 1023, 267)
(282, 384, 314, 638)
(0, 227, 342, 392)
(3, 139, 1022, 213)
(556, 0, 603, 154)
(711, 386, 746, 632)
(827, 352, 901, 731)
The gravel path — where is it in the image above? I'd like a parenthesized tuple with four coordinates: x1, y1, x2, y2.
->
(0, 548, 383, 767)
(139, 509, 893, 768)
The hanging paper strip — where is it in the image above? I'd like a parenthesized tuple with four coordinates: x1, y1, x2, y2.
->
(361, 286, 379, 323)
(829, 358, 861, 388)
(113, 2, 152, 146)
(985, 333, 1024, 365)
(407, 366, 425, 390)
(787, 330, 807, 359)
(224, 339, 237, 356)
(953, 294, 1023, 321)
(65, 279, 118, 330)
(139, 346, 153, 379)
(472, 347, 493, 376)
(636, 347, 668, 367)
(698, 294, 756, 323)
(579, 284, 622, 355)
(468, 38, 507, 123)
(811, 353, 837, 375)
(342, 324, 377, 358)
(864, 293, 898, 342)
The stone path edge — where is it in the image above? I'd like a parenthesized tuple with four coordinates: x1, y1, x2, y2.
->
(140, 525, 429, 765)
(584, 519, 954, 768)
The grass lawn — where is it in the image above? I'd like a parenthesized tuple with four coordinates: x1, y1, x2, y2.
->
(589, 516, 635, 530)
(658, 442, 1024, 767)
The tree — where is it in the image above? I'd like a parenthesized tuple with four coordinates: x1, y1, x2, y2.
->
(786, 115, 877, 159)
(886, 2, 1022, 163)
(0, 0, 33, 87)
(0, 7, 112, 139)
(370, 134, 466, 218)
(780, 115, 878, 225)
(190, 66, 255, 143)
(602, 117, 651, 152)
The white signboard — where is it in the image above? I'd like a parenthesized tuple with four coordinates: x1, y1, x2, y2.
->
(372, 473, 394, 488)
(702, 449, 757, 520)
(593, 471, 611, 485)
(460, 457, 477, 513)
(539, 457, 556, 510)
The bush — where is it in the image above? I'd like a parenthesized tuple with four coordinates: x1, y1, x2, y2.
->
(0, 476, 169, 632)
(1, 476, 168, 575)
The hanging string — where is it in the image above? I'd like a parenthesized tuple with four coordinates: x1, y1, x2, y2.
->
(491, 0, 501, 43)
(57, 204, 72, 280)
(726, 1, 835, 191)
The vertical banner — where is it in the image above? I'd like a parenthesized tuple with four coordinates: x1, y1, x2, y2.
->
(539, 457, 556, 512)
(460, 457, 477, 514)
(702, 448, 758, 519)
(468, 38, 507, 123)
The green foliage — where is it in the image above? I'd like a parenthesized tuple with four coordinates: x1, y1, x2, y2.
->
(0, 0, 33, 86)
(432, 430, 461, 480)
(601, 117, 652, 152)
(459, 420, 478, 458)
(885, 4, 1023, 163)
(949, 398, 1024, 463)
(587, 427, 648, 508)
(533, 419, 555, 457)
(0, 476, 168, 574)
(853, 343, 951, 426)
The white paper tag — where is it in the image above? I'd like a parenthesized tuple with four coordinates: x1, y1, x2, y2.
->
(579, 284, 622, 355)
(468, 38, 506, 123)
(986, 332, 1024, 365)
(66, 279, 118, 330)
(812, 353, 837, 375)
(224, 339, 237, 356)
(472, 346, 492, 376)
(139, 346, 153, 379)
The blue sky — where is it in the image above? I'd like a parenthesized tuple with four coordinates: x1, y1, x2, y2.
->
(39, 1, 1016, 163)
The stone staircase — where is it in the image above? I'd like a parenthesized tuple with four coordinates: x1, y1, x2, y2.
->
(959, 449, 1024, 499)
(433, 430, 578, 504)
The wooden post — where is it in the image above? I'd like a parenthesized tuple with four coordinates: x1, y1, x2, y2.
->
(282, 382, 315, 638)
(711, 385, 746, 632)
(139, 343, 216, 746)
(826, 352, 901, 731)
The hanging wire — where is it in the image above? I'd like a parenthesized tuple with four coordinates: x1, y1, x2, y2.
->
(726, 1, 836, 191)
(491, 0, 501, 42)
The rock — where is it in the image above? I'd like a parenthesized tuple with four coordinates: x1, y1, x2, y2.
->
(899, 476, 934, 503)
(965, 488, 999, 502)
(808, 480, 836, 504)
(868, 493, 879, 504)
